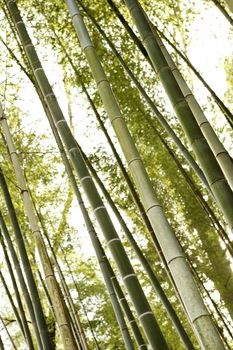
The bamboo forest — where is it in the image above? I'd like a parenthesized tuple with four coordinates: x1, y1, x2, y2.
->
(0, 0, 233, 349)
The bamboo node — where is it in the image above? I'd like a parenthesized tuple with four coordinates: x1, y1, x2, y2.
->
(138, 311, 153, 320)
(107, 237, 120, 247)
(122, 273, 137, 281)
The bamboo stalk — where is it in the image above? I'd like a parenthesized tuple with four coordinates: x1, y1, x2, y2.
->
(0, 211, 43, 350)
(0, 229, 35, 350)
(6, 1, 169, 348)
(149, 25, 233, 129)
(47, 10, 210, 193)
(65, 1, 226, 349)
(0, 106, 78, 349)
(0, 270, 26, 343)
(150, 26, 233, 191)
(60, 242, 146, 350)
(2, 32, 137, 348)
(123, 0, 233, 232)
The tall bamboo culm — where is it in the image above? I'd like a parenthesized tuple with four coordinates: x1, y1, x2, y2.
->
(4, 1, 163, 348)
(0, 229, 35, 350)
(0, 167, 53, 350)
(0, 102, 78, 350)
(0, 211, 44, 350)
(149, 26, 233, 191)
(3, 28, 141, 347)
(65, 1, 226, 349)
(123, 0, 233, 231)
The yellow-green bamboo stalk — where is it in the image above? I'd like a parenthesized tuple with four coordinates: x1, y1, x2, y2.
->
(5, 1, 166, 349)
(0, 106, 78, 350)
(65, 1, 226, 349)
(150, 26, 233, 191)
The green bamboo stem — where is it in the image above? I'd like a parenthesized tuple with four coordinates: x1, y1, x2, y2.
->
(211, 0, 233, 24)
(33, 63, 142, 348)
(36, 216, 89, 350)
(36, 154, 143, 349)
(0, 230, 35, 350)
(124, 0, 233, 230)
(65, 1, 226, 349)
(149, 25, 233, 129)
(87, 0, 232, 254)
(0, 106, 77, 350)
(4, 8, 140, 346)
(7, 1, 169, 349)
(9, 39, 138, 347)
(104, 0, 233, 228)
(140, 108, 233, 255)
(0, 167, 52, 349)
(60, 242, 146, 350)
(0, 211, 43, 350)
(60, 250, 101, 350)
(0, 315, 17, 350)
(80, 149, 196, 350)
(150, 26, 233, 191)
(105, 0, 233, 129)
(0, 269, 26, 343)
(0, 163, 54, 350)
(56, 25, 231, 343)
(70, 0, 210, 193)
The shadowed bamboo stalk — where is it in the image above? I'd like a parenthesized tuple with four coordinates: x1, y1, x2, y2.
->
(104, 0, 233, 129)
(138, 107, 233, 255)
(0, 270, 26, 343)
(6, 1, 170, 349)
(0, 171, 53, 349)
(0, 229, 35, 350)
(32, 155, 146, 349)
(0, 104, 78, 350)
(62, 1, 233, 256)
(35, 215, 89, 350)
(59, 250, 101, 350)
(80, 149, 197, 350)
(0, 315, 17, 350)
(149, 24, 233, 129)
(65, 1, 226, 349)
(123, 0, 233, 233)
(2, 30, 139, 347)
(149, 26, 233, 191)
(0, 211, 43, 350)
